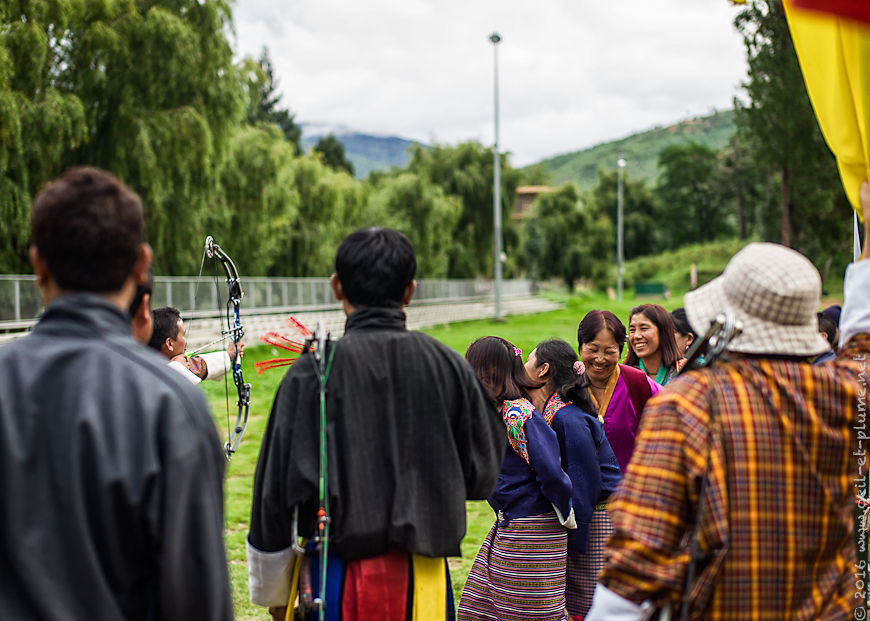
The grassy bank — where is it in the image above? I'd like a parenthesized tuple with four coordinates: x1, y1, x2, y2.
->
(623, 237, 752, 294)
(202, 291, 686, 619)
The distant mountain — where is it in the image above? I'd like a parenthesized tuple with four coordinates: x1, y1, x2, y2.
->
(528, 109, 736, 191)
(300, 124, 424, 179)
(298, 110, 735, 185)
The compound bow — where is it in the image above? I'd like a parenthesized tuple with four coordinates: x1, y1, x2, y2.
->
(204, 235, 252, 461)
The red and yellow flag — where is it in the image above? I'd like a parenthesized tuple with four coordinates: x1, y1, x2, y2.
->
(781, 0, 870, 217)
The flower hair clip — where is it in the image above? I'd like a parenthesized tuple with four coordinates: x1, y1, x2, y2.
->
(513, 346, 522, 358)
(573, 360, 586, 375)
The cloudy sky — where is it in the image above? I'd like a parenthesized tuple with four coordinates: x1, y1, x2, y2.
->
(231, 1, 749, 167)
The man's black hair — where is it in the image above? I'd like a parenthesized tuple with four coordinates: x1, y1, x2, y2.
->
(817, 312, 837, 349)
(31, 167, 144, 293)
(334, 228, 416, 308)
(148, 307, 182, 351)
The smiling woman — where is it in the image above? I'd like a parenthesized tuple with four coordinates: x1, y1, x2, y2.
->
(577, 310, 661, 474)
(624, 304, 682, 386)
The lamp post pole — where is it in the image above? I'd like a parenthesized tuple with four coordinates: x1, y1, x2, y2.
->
(617, 157, 626, 302)
(490, 31, 503, 321)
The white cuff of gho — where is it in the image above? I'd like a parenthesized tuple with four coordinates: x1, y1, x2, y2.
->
(200, 350, 232, 381)
(552, 504, 577, 529)
(586, 583, 656, 621)
(246, 537, 297, 607)
(840, 260, 870, 346)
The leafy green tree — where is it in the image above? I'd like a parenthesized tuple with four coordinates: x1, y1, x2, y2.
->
(590, 170, 661, 259)
(242, 48, 301, 152)
(59, 1, 243, 273)
(733, 0, 853, 284)
(268, 154, 368, 277)
(366, 173, 460, 278)
(714, 133, 765, 240)
(656, 141, 733, 247)
(524, 185, 613, 290)
(520, 163, 552, 186)
(522, 215, 546, 281)
(406, 142, 520, 278)
(213, 125, 298, 275)
(0, 1, 87, 272)
(313, 134, 354, 176)
(0, 1, 244, 274)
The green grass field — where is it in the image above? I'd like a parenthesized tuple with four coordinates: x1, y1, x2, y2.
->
(200, 291, 685, 619)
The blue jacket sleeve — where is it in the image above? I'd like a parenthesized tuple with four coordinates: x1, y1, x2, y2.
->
(524, 412, 574, 523)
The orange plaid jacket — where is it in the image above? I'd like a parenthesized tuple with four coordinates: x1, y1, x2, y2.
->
(600, 334, 870, 620)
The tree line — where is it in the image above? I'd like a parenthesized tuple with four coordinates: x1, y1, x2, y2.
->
(0, 1, 853, 288)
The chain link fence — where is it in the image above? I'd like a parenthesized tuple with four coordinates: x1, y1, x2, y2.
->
(0, 274, 538, 324)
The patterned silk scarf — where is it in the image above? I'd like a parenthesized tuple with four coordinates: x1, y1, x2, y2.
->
(501, 398, 536, 463)
(541, 393, 570, 427)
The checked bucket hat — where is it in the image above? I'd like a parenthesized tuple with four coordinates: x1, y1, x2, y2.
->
(684, 242, 830, 357)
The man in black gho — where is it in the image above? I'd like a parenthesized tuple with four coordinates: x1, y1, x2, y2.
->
(248, 228, 506, 620)
(0, 167, 232, 620)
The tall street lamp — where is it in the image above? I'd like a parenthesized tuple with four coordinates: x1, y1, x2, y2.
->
(617, 157, 626, 302)
(490, 31, 503, 321)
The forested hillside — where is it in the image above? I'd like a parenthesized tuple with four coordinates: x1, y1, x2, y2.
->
(528, 109, 736, 190)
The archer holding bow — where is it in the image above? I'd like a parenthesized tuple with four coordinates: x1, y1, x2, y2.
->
(147, 306, 245, 385)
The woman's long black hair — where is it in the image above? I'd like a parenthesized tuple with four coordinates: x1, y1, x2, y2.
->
(531, 339, 597, 415)
(670, 307, 697, 350)
(466, 336, 543, 406)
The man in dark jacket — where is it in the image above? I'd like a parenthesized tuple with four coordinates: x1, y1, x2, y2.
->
(248, 228, 506, 620)
(0, 168, 233, 620)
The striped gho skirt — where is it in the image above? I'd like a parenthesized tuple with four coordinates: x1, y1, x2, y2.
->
(565, 506, 612, 619)
(457, 512, 569, 621)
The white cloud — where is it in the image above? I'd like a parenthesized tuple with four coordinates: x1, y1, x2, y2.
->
(232, 1, 748, 166)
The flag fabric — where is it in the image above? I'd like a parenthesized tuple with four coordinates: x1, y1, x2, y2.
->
(792, 0, 870, 25)
(782, 0, 870, 218)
